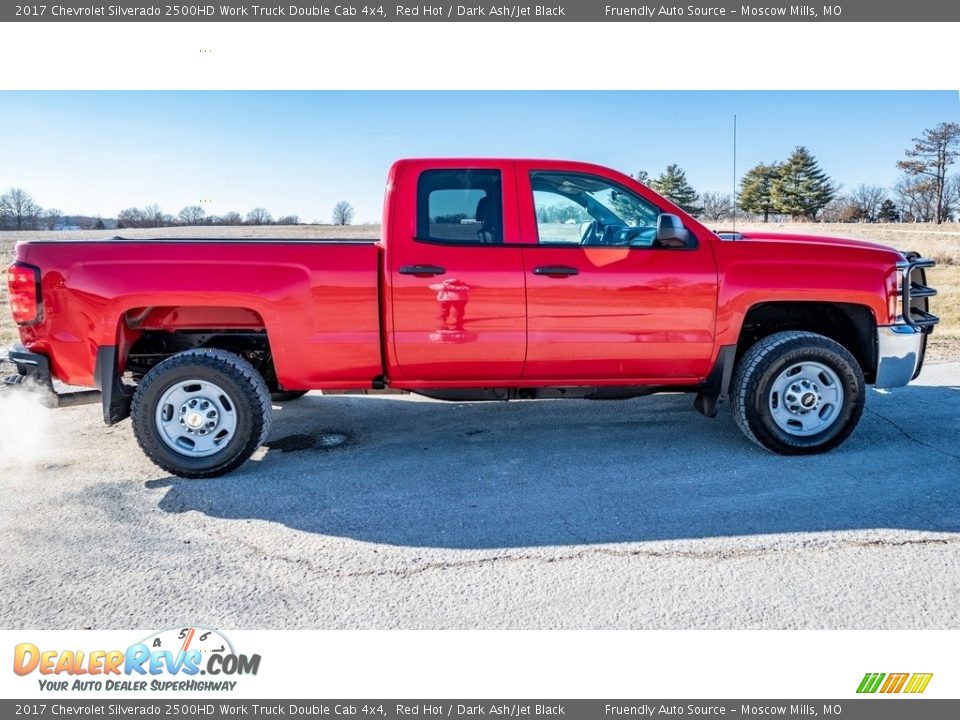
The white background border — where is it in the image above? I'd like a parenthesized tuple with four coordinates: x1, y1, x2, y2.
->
(1, 18, 958, 702)
(0, 22, 958, 90)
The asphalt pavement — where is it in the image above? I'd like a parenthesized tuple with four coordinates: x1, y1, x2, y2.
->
(1, 362, 958, 629)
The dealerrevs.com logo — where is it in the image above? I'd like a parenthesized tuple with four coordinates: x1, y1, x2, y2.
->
(857, 672, 933, 694)
(13, 627, 261, 692)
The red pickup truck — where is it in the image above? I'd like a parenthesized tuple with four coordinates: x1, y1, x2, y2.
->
(5, 158, 938, 478)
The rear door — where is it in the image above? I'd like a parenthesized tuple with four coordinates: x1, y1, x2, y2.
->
(517, 163, 718, 381)
(387, 162, 527, 382)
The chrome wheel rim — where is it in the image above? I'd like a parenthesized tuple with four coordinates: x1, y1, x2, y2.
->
(769, 361, 844, 437)
(155, 380, 237, 457)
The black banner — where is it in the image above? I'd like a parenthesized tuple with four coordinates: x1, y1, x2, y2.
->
(2, 700, 959, 719)
(3, 1, 960, 23)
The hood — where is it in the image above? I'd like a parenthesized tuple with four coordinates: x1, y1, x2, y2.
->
(729, 230, 902, 256)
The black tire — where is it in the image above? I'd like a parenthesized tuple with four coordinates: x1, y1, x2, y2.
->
(270, 390, 309, 402)
(732, 331, 865, 455)
(131, 349, 272, 478)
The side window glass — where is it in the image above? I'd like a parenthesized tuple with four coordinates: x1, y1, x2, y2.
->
(530, 171, 692, 249)
(533, 190, 590, 244)
(417, 169, 503, 244)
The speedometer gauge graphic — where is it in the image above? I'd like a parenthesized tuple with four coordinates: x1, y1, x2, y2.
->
(138, 626, 235, 659)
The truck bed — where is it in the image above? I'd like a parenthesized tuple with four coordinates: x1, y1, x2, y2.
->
(14, 238, 384, 389)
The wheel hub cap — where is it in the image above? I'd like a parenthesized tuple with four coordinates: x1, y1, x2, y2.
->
(178, 397, 219, 435)
(156, 381, 237, 457)
(769, 361, 843, 437)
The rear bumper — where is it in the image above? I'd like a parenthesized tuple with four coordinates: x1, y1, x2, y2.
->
(4, 345, 132, 423)
(3, 345, 101, 408)
(874, 325, 928, 389)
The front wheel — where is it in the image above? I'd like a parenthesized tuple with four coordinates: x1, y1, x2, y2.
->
(732, 331, 865, 455)
(131, 349, 273, 478)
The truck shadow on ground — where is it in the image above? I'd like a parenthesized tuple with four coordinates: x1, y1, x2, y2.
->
(146, 384, 960, 548)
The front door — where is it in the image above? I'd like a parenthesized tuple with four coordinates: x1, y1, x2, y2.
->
(519, 167, 718, 381)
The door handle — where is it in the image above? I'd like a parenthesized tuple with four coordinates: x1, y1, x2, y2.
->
(533, 265, 579, 278)
(399, 264, 446, 277)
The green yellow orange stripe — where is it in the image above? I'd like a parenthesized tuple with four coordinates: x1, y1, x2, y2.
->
(857, 673, 885, 693)
(881, 673, 909, 693)
(857, 672, 932, 694)
(904, 673, 934, 694)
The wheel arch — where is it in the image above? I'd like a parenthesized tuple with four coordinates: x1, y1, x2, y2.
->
(736, 301, 878, 384)
(98, 305, 284, 425)
(114, 304, 281, 384)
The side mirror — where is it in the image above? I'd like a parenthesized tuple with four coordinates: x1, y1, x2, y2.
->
(656, 213, 692, 246)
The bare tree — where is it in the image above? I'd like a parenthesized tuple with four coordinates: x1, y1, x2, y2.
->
(332, 201, 354, 226)
(818, 194, 860, 223)
(897, 122, 960, 223)
(220, 211, 242, 225)
(178, 205, 206, 225)
(895, 177, 938, 222)
(849, 184, 887, 222)
(700, 192, 734, 222)
(118, 204, 171, 229)
(0, 188, 42, 230)
(950, 176, 960, 220)
(43, 207, 63, 231)
(148, 205, 174, 227)
(245, 207, 273, 225)
(276, 215, 300, 225)
(117, 207, 145, 228)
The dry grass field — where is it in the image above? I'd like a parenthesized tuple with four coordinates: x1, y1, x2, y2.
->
(1, 222, 958, 359)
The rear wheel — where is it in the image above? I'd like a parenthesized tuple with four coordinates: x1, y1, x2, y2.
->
(733, 331, 865, 455)
(131, 349, 272, 478)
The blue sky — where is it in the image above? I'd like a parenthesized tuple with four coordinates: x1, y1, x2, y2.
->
(0, 91, 957, 223)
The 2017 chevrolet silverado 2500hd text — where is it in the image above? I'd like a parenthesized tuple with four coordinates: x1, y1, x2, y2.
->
(5, 159, 939, 478)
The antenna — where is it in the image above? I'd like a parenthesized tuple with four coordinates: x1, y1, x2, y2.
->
(733, 113, 737, 232)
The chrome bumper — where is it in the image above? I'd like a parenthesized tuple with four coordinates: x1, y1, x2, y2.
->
(875, 325, 926, 388)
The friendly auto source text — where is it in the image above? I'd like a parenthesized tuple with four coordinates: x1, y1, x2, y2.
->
(604, 5, 828, 17)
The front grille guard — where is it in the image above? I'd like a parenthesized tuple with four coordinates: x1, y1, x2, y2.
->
(900, 254, 939, 329)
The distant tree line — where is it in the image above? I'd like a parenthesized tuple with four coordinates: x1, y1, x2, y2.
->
(535, 204, 590, 224)
(115, 205, 302, 229)
(1, 194, 356, 231)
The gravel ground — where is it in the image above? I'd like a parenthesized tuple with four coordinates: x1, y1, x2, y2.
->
(0, 362, 958, 630)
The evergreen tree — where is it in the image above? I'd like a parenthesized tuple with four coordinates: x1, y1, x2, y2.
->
(649, 164, 702, 215)
(738, 162, 780, 222)
(878, 199, 900, 223)
(610, 170, 652, 223)
(771, 146, 835, 220)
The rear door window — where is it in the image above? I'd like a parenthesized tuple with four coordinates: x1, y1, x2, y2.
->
(417, 169, 503, 244)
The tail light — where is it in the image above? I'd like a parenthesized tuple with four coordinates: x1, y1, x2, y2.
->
(7, 262, 42, 325)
